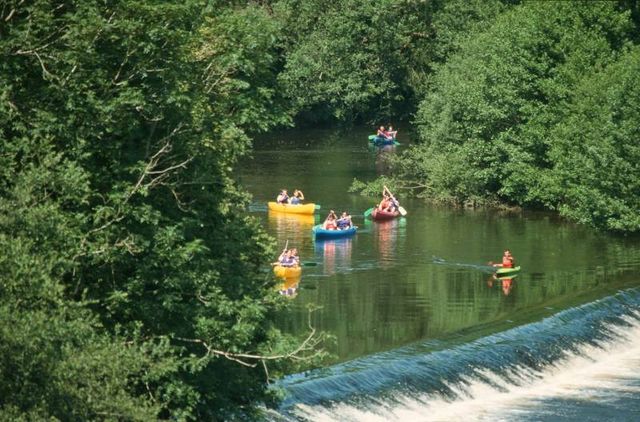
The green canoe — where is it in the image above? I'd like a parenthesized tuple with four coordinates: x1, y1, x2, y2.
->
(495, 266, 521, 277)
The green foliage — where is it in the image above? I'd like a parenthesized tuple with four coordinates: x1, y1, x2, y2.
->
(349, 176, 399, 198)
(194, 4, 293, 132)
(430, 0, 509, 63)
(398, 0, 639, 231)
(0, 304, 169, 421)
(1, 0, 639, 419)
(0, 0, 319, 419)
(547, 46, 640, 231)
(276, 0, 438, 123)
(273, 0, 512, 124)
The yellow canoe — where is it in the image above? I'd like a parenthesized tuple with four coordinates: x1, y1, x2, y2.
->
(273, 265, 302, 279)
(268, 202, 316, 215)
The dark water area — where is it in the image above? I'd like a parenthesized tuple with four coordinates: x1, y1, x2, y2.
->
(237, 128, 640, 421)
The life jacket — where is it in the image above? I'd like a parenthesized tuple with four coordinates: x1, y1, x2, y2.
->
(325, 221, 337, 230)
(502, 256, 513, 268)
(280, 256, 296, 267)
(337, 218, 350, 229)
(290, 196, 300, 204)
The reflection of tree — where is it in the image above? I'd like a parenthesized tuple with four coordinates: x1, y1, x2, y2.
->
(374, 146, 395, 175)
(281, 205, 640, 364)
(315, 238, 353, 276)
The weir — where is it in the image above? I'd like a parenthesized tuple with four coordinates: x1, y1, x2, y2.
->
(277, 288, 640, 420)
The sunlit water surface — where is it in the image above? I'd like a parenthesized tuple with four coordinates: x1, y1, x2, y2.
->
(237, 128, 640, 421)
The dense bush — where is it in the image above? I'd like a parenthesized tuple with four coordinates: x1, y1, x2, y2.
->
(397, 1, 639, 231)
(0, 1, 311, 419)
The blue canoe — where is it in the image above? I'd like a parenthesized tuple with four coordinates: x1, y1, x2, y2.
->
(368, 134, 400, 146)
(312, 224, 357, 239)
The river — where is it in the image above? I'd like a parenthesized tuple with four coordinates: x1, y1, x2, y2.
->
(238, 127, 640, 421)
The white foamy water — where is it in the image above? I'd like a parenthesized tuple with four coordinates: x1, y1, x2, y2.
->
(292, 315, 640, 422)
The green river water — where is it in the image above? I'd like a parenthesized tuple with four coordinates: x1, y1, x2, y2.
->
(238, 127, 640, 365)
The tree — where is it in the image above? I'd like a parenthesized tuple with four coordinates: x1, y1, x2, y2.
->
(0, 1, 319, 419)
(275, 0, 438, 123)
(546, 46, 640, 231)
(403, 1, 634, 214)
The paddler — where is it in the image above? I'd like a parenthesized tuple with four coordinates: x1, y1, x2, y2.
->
(493, 250, 514, 268)
(276, 248, 299, 267)
(276, 189, 289, 204)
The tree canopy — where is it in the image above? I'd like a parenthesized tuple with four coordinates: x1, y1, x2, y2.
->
(1, 0, 639, 419)
(0, 1, 316, 419)
(390, 0, 640, 232)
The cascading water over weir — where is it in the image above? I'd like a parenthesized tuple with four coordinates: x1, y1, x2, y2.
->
(272, 288, 640, 421)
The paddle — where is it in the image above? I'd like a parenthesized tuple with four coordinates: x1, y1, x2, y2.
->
(383, 185, 407, 216)
(273, 261, 315, 267)
(363, 207, 374, 218)
(271, 240, 289, 265)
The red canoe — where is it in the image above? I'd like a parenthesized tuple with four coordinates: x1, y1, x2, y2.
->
(371, 208, 400, 221)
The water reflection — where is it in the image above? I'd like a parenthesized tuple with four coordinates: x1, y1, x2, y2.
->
(268, 210, 316, 244)
(373, 145, 395, 175)
(315, 238, 353, 276)
(501, 278, 515, 295)
(240, 127, 640, 367)
(373, 218, 405, 268)
(277, 276, 300, 298)
(487, 274, 518, 296)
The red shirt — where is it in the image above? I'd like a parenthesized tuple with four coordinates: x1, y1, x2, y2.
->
(502, 256, 513, 268)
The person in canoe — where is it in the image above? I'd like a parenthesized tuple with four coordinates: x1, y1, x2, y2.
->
(289, 189, 305, 204)
(378, 187, 400, 213)
(276, 247, 299, 267)
(276, 189, 289, 204)
(386, 124, 398, 139)
(492, 250, 515, 268)
(377, 192, 391, 211)
(323, 210, 338, 230)
(289, 248, 300, 266)
(386, 187, 400, 212)
(337, 211, 352, 230)
(377, 126, 393, 140)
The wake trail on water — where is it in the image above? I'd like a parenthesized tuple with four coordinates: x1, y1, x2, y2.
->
(276, 288, 640, 421)
(431, 255, 495, 273)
